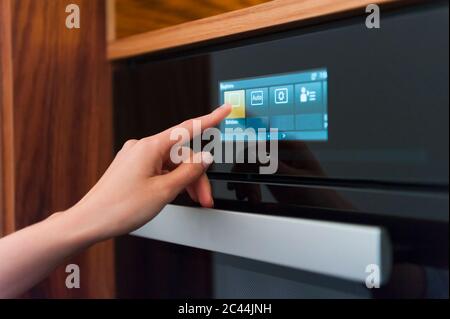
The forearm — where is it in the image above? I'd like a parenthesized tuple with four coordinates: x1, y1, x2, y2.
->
(0, 106, 229, 298)
(0, 208, 96, 298)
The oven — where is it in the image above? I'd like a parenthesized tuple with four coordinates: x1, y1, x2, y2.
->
(113, 1, 448, 298)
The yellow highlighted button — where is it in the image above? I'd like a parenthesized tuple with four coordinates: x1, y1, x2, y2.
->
(224, 90, 245, 119)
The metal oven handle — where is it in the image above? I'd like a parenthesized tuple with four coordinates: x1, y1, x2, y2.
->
(132, 204, 392, 283)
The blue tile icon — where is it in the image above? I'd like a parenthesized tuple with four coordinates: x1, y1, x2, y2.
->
(274, 88, 289, 104)
(247, 117, 269, 130)
(270, 115, 295, 131)
(269, 85, 294, 110)
(250, 90, 264, 106)
(295, 82, 323, 108)
(246, 88, 268, 116)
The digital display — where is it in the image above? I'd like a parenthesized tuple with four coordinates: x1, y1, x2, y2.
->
(219, 68, 328, 141)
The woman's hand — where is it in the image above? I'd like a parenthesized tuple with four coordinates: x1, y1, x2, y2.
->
(67, 104, 231, 242)
(0, 104, 230, 298)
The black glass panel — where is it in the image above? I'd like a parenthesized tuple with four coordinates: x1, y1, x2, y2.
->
(113, 2, 449, 267)
(114, 2, 449, 187)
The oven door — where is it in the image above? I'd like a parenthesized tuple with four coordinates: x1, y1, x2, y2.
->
(113, 2, 448, 298)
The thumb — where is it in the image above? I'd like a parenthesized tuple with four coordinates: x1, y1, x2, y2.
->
(163, 151, 214, 197)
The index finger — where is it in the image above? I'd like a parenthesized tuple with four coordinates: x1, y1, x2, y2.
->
(156, 103, 232, 152)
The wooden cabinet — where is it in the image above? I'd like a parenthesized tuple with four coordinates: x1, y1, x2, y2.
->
(0, 0, 115, 298)
(107, 0, 401, 60)
(113, 0, 271, 39)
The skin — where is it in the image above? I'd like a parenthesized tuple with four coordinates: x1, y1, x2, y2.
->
(0, 104, 232, 298)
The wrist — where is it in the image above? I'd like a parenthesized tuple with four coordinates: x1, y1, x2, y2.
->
(48, 205, 101, 252)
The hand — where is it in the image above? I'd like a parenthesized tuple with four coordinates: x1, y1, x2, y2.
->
(0, 104, 231, 298)
(65, 104, 231, 242)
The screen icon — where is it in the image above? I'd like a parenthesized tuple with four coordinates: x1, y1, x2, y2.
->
(224, 90, 245, 119)
(246, 88, 268, 113)
(227, 92, 241, 107)
(250, 90, 264, 106)
(295, 82, 322, 107)
(274, 88, 289, 104)
(299, 86, 317, 103)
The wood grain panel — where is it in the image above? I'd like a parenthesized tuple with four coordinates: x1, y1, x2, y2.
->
(107, 0, 116, 42)
(11, 0, 115, 298)
(108, 0, 407, 60)
(114, 0, 270, 39)
(0, 0, 16, 237)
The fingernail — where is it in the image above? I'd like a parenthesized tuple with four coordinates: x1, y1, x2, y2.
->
(201, 151, 214, 169)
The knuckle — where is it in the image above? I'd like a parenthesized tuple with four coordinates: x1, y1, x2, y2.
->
(181, 119, 193, 129)
(121, 139, 138, 151)
(124, 139, 137, 147)
(136, 137, 160, 152)
(145, 137, 161, 148)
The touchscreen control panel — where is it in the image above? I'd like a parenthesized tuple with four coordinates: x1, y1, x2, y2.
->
(219, 68, 328, 141)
